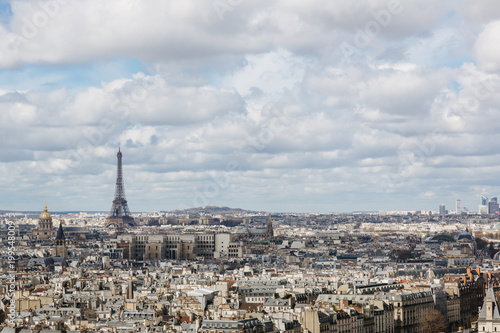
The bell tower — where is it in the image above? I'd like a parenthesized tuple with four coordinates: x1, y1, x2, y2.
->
(55, 223, 67, 259)
(266, 214, 274, 238)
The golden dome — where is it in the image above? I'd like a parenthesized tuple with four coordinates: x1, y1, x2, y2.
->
(40, 204, 52, 220)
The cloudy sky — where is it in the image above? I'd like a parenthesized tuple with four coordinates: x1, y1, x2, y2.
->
(1, 0, 500, 213)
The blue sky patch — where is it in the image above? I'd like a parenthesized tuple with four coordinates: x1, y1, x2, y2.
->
(452, 81, 462, 92)
(0, 58, 146, 91)
(0, 0, 12, 25)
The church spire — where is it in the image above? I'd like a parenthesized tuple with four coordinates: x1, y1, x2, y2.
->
(56, 222, 65, 241)
(55, 222, 67, 259)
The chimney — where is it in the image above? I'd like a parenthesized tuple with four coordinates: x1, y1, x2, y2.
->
(339, 299, 349, 309)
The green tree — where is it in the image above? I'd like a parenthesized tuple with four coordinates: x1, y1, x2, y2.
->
(476, 237, 488, 250)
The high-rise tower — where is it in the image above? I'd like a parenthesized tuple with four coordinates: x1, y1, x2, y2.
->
(439, 204, 446, 215)
(489, 197, 499, 215)
(479, 195, 489, 215)
(105, 148, 136, 229)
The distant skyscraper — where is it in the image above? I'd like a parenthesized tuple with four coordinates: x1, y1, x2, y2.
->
(456, 199, 461, 215)
(489, 197, 499, 215)
(105, 148, 136, 229)
(439, 204, 446, 215)
(479, 195, 489, 215)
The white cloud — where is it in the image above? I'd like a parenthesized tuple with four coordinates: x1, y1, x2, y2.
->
(1, 1, 500, 212)
(474, 20, 500, 72)
(223, 49, 309, 98)
(0, 0, 465, 69)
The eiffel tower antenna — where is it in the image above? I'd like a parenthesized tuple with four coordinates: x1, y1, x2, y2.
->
(105, 148, 136, 229)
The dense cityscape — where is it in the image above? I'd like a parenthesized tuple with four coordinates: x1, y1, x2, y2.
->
(2, 151, 500, 332)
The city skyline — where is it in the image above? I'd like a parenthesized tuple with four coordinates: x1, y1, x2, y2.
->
(3, 191, 499, 215)
(1, 1, 500, 213)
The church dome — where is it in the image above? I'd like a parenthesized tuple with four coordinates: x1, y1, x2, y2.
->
(455, 231, 474, 241)
(431, 233, 455, 243)
(40, 204, 52, 220)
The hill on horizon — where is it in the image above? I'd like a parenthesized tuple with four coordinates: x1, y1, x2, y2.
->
(167, 206, 264, 215)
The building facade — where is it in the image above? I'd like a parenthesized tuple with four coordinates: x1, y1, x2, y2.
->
(116, 233, 245, 261)
(477, 285, 500, 332)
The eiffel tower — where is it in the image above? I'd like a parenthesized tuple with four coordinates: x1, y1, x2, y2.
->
(105, 148, 136, 229)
